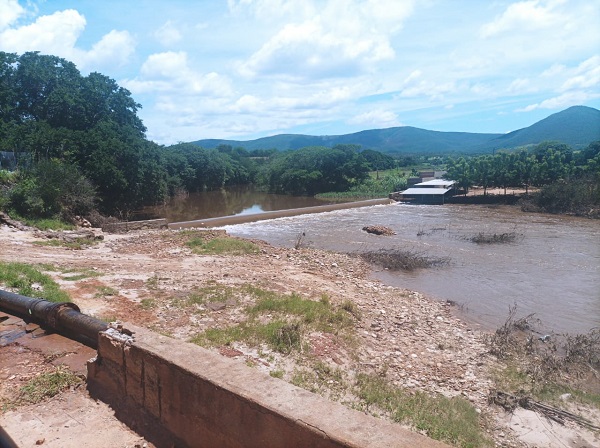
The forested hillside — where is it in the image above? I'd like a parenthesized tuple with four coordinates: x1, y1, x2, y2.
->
(193, 106, 600, 154)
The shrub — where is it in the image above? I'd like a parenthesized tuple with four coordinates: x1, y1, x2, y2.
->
(8, 159, 97, 221)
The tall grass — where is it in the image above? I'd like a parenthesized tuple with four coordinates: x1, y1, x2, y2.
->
(186, 237, 259, 255)
(0, 262, 70, 302)
(355, 373, 491, 448)
(190, 286, 356, 353)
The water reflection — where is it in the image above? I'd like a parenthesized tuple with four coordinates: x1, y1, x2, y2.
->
(135, 186, 338, 222)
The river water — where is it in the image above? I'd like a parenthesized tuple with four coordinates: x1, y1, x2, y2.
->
(215, 203, 599, 335)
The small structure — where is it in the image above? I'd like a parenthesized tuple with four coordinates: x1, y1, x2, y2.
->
(390, 179, 456, 204)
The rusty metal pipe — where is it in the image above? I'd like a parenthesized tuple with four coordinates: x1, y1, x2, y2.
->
(0, 289, 108, 348)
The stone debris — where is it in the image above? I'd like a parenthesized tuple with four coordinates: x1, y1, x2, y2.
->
(362, 225, 396, 236)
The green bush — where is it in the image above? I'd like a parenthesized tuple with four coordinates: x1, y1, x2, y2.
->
(8, 159, 96, 220)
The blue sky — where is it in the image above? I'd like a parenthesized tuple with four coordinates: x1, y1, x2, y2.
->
(1, 0, 598, 145)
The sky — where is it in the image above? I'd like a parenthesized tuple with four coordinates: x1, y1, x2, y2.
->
(0, 0, 599, 145)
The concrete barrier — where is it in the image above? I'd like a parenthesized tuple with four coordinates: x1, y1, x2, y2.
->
(169, 198, 393, 229)
(88, 325, 449, 448)
(102, 218, 168, 233)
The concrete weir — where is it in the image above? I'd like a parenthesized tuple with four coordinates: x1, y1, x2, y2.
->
(169, 198, 394, 229)
(89, 324, 449, 448)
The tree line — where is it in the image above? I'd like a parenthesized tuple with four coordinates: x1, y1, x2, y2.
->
(0, 51, 391, 223)
(445, 141, 599, 195)
(444, 141, 600, 216)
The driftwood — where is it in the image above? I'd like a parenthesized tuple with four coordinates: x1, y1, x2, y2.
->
(362, 225, 396, 236)
(490, 390, 600, 431)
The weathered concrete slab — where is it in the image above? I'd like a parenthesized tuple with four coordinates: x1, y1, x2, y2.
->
(88, 324, 450, 448)
(102, 219, 168, 233)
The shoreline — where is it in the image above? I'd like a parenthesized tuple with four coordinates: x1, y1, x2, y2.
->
(1, 224, 598, 447)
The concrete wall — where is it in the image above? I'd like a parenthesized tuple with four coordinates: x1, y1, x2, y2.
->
(88, 325, 449, 448)
(102, 219, 168, 233)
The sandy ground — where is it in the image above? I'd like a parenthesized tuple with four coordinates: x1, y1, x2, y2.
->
(0, 223, 598, 448)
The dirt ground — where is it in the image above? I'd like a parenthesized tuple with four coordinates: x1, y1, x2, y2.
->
(0, 223, 598, 448)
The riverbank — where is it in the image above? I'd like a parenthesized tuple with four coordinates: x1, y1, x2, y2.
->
(1, 224, 598, 447)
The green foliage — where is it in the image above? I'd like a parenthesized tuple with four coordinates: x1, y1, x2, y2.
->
(8, 159, 96, 220)
(355, 373, 491, 447)
(0, 261, 70, 302)
(190, 286, 356, 354)
(263, 145, 371, 195)
(528, 174, 600, 217)
(360, 149, 396, 170)
(8, 213, 74, 230)
(0, 51, 166, 216)
(16, 367, 82, 405)
(186, 237, 260, 255)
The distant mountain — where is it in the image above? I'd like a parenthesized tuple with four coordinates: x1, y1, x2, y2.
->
(484, 105, 600, 150)
(191, 105, 600, 154)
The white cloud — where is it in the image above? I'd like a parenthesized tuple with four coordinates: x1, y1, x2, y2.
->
(481, 0, 564, 38)
(507, 78, 537, 94)
(0, 0, 24, 30)
(560, 55, 600, 91)
(155, 21, 182, 46)
(124, 51, 233, 97)
(76, 30, 135, 70)
(0, 8, 135, 72)
(518, 90, 598, 112)
(399, 70, 457, 99)
(348, 109, 402, 128)
(238, 0, 414, 79)
(0, 9, 86, 55)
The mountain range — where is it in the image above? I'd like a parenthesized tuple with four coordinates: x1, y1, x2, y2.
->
(191, 105, 600, 155)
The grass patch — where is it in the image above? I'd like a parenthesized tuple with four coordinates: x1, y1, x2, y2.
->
(291, 361, 349, 400)
(190, 286, 357, 354)
(35, 264, 101, 281)
(16, 367, 81, 405)
(8, 212, 74, 231)
(33, 237, 99, 250)
(248, 292, 353, 334)
(94, 286, 118, 298)
(360, 249, 450, 271)
(186, 237, 259, 255)
(140, 298, 156, 309)
(59, 268, 102, 281)
(269, 369, 285, 379)
(190, 319, 303, 354)
(355, 373, 491, 448)
(0, 262, 70, 302)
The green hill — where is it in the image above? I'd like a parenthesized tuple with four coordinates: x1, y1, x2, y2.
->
(485, 105, 600, 150)
(191, 106, 600, 154)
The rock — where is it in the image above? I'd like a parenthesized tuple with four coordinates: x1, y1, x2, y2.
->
(362, 225, 396, 236)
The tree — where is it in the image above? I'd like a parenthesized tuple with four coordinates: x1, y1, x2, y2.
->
(445, 157, 473, 195)
(513, 150, 536, 194)
(473, 155, 494, 195)
(492, 152, 518, 195)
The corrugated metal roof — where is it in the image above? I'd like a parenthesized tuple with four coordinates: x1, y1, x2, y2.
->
(399, 187, 452, 195)
(414, 179, 455, 187)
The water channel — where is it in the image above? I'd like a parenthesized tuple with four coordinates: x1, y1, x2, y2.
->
(141, 189, 600, 335)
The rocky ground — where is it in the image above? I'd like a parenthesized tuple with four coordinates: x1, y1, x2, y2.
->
(0, 223, 598, 448)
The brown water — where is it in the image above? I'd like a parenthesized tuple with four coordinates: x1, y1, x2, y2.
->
(135, 186, 339, 222)
(214, 203, 599, 335)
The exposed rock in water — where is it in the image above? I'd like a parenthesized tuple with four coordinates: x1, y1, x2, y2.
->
(362, 225, 396, 236)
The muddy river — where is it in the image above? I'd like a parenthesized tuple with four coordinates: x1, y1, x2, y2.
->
(218, 203, 599, 335)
